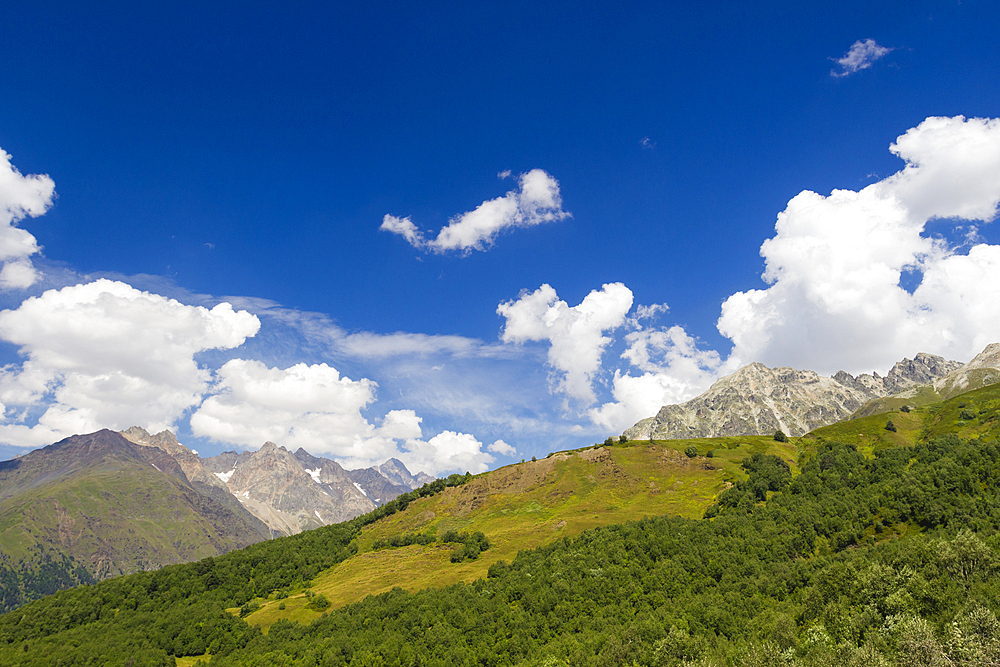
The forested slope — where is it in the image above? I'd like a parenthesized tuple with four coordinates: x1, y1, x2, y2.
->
(3, 388, 1000, 665)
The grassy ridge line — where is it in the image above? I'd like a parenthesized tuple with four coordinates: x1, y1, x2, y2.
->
(809, 381, 1000, 452)
(246, 436, 797, 628)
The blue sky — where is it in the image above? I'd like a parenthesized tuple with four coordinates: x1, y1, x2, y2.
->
(1, 1, 999, 475)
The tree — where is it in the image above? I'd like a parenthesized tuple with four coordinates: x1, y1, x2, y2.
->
(885, 420, 897, 432)
(619, 435, 628, 443)
(773, 430, 788, 442)
(685, 446, 698, 458)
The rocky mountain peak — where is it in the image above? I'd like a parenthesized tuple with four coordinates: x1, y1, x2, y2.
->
(121, 425, 152, 441)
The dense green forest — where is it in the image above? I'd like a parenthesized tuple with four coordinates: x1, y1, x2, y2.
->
(4, 416, 1000, 664)
(0, 547, 95, 612)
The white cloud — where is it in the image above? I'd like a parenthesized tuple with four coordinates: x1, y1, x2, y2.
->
(831, 39, 892, 77)
(487, 439, 517, 456)
(0, 260, 39, 290)
(191, 359, 381, 455)
(379, 214, 424, 248)
(589, 326, 725, 431)
(399, 430, 495, 475)
(718, 115, 1000, 374)
(190, 359, 495, 476)
(334, 331, 490, 359)
(0, 148, 55, 290)
(633, 303, 669, 322)
(537, 116, 1000, 433)
(381, 169, 570, 253)
(0, 279, 260, 446)
(497, 283, 633, 405)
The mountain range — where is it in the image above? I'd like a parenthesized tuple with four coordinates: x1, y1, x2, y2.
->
(0, 428, 431, 610)
(623, 346, 1000, 440)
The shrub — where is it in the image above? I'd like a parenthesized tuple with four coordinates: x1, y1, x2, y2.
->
(604, 437, 615, 446)
(961, 409, 976, 421)
(619, 435, 628, 443)
(487, 560, 508, 578)
(238, 601, 260, 617)
(684, 446, 698, 458)
(885, 420, 897, 432)
(773, 430, 788, 442)
(900, 405, 911, 413)
(706, 450, 714, 458)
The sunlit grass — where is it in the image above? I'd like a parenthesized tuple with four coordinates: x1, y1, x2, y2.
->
(247, 436, 795, 629)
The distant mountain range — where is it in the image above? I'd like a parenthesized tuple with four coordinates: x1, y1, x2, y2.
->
(0, 428, 432, 610)
(624, 346, 999, 440)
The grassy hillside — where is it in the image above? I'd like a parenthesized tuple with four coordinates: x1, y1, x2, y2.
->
(246, 436, 798, 627)
(5, 420, 999, 665)
(5, 386, 1000, 666)
(851, 367, 1000, 418)
(0, 431, 269, 611)
(810, 381, 1000, 452)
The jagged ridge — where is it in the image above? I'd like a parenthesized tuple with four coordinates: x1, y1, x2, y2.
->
(624, 352, 963, 440)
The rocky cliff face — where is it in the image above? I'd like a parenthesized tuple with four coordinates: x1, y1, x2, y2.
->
(624, 353, 962, 440)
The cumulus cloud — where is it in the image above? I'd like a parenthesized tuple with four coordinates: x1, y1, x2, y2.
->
(0, 148, 55, 289)
(497, 283, 633, 405)
(831, 39, 892, 77)
(589, 326, 726, 431)
(381, 169, 570, 253)
(398, 430, 495, 475)
(190, 360, 378, 453)
(0, 279, 260, 446)
(190, 359, 496, 475)
(718, 115, 1000, 374)
(487, 439, 517, 456)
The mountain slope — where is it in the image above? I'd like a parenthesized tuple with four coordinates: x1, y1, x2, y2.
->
(0, 430, 269, 610)
(624, 352, 961, 440)
(5, 394, 1000, 666)
(245, 434, 796, 627)
(851, 342, 1000, 418)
